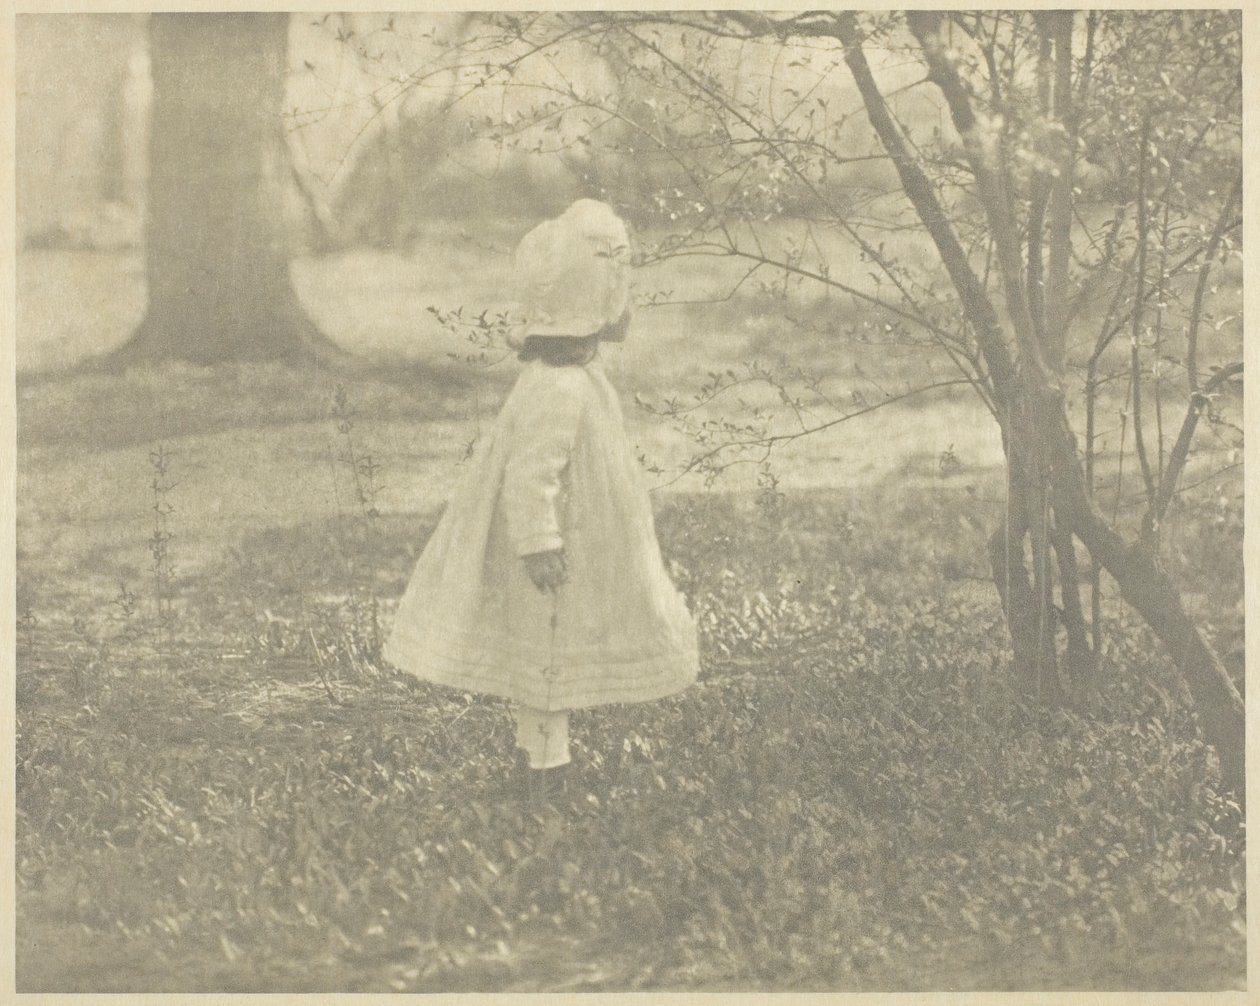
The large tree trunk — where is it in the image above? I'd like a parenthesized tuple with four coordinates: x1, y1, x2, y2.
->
(113, 13, 339, 366)
(98, 63, 129, 205)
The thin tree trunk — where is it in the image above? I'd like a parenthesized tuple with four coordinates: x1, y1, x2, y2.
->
(1027, 492, 1061, 703)
(837, 11, 1244, 798)
(1043, 10, 1075, 372)
(990, 509, 1061, 702)
(1052, 523, 1093, 696)
(113, 13, 341, 366)
(990, 405, 1063, 702)
(1036, 380, 1244, 795)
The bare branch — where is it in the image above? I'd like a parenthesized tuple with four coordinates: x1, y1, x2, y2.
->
(834, 13, 1018, 404)
(1044, 10, 1076, 373)
(1187, 173, 1242, 393)
(651, 377, 976, 491)
(1129, 113, 1157, 508)
(1145, 362, 1243, 534)
(905, 11, 1048, 383)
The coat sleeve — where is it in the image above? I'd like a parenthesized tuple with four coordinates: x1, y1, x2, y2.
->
(502, 369, 585, 556)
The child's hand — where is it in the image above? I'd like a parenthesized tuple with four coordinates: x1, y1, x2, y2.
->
(523, 549, 567, 593)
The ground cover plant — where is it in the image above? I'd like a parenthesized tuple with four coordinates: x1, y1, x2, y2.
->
(15, 366, 1244, 992)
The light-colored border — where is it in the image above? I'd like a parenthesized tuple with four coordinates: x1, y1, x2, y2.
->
(2, 0, 15, 998)
(2, 1, 1254, 1004)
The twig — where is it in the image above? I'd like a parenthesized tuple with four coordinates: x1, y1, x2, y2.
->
(1128, 113, 1157, 508)
(1144, 362, 1243, 536)
(1186, 174, 1242, 394)
(309, 627, 341, 705)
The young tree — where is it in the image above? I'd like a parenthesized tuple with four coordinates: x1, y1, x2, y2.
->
(113, 13, 339, 366)
(393, 11, 1243, 794)
(837, 10, 1242, 795)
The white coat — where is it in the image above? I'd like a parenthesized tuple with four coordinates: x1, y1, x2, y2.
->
(383, 357, 700, 710)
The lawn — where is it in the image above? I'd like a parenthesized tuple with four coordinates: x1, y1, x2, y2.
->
(14, 237, 1245, 992)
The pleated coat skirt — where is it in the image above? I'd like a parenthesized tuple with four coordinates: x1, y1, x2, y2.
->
(383, 358, 699, 710)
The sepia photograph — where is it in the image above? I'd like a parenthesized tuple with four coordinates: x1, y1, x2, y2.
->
(10, 6, 1248, 994)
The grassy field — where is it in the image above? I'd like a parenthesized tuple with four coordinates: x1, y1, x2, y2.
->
(14, 236, 1245, 992)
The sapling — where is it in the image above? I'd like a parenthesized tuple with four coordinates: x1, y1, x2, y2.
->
(428, 305, 515, 369)
(18, 605, 38, 654)
(323, 384, 386, 674)
(114, 580, 140, 646)
(148, 444, 178, 662)
(429, 304, 518, 466)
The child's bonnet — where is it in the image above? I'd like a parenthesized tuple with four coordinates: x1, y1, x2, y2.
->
(510, 199, 632, 346)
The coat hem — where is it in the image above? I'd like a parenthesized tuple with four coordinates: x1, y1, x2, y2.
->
(382, 634, 699, 711)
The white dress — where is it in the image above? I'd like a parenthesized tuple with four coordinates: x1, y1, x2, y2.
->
(383, 357, 699, 710)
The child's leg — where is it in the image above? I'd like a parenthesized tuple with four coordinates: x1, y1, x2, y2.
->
(513, 704, 571, 769)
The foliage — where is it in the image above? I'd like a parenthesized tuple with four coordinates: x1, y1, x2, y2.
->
(16, 489, 1244, 992)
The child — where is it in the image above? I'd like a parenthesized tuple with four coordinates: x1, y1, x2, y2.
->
(383, 199, 700, 801)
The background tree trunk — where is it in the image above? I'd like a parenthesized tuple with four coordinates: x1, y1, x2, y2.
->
(98, 63, 129, 205)
(114, 13, 339, 366)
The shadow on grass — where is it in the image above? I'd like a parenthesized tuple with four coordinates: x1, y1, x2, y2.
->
(16, 353, 505, 452)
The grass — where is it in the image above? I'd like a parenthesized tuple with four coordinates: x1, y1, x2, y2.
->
(15, 237, 1245, 992)
(15, 491, 1245, 992)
